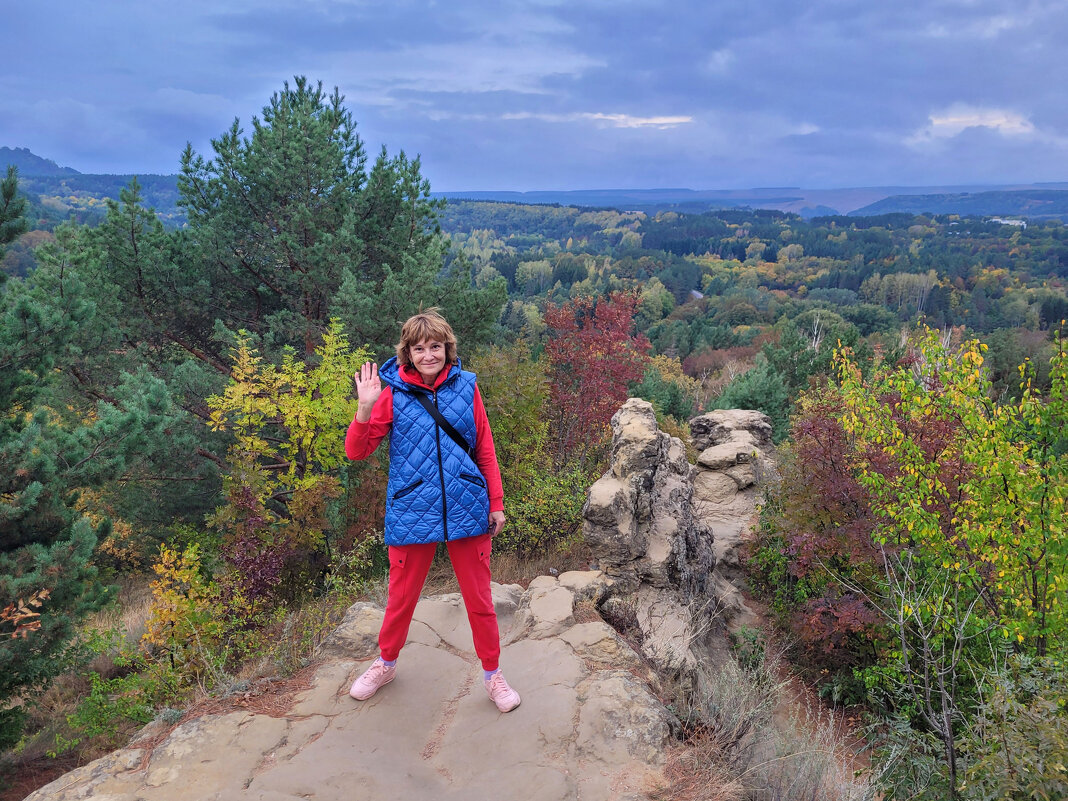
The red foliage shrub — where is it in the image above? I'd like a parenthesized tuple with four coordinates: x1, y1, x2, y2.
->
(752, 388, 887, 670)
(543, 292, 650, 459)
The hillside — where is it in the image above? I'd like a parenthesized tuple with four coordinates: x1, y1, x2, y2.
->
(0, 146, 80, 176)
(9, 147, 1068, 223)
(16, 173, 184, 226)
(850, 188, 1068, 219)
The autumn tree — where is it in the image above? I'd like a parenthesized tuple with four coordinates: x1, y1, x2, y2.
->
(205, 321, 371, 606)
(835, 330, 1068, 799)
(543, 291, 650, 459)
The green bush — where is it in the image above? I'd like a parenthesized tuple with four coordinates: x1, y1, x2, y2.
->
(495, 461, 593, 556)
(49, 671, 155, 757)
(960, 656, 1068, 801)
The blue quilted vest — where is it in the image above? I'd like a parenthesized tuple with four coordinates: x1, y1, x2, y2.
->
(379, 357, 491, 546)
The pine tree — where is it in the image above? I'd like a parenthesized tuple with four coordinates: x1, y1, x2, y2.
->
(177, 76, 505, 360)
(0, 244, 181, 745)
(1, 165, 28, 294)
(0, 166, 27, 250)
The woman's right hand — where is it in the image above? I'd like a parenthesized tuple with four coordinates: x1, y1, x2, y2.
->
(354, 362, 382, 422)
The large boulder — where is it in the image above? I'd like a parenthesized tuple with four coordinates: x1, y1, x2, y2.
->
(582, 399, 714, 597)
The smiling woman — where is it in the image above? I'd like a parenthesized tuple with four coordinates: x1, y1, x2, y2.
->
(344, 309, 520, 713)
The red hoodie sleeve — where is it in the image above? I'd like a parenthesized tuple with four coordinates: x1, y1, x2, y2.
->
(345, 387, 393, 460)
(473, 385, 505, 513)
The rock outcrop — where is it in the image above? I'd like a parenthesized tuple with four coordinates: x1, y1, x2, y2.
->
(690, 409, 775, 628)
(29, 401, 775, 801)
(583, 399, 714, 597)
(27, 574, 672, 801)
(582, 401, 774, 674)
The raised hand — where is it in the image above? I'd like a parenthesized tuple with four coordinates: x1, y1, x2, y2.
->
(354, 362, 382, 422)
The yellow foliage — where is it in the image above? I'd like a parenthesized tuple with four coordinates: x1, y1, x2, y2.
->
(836, 328, 1068, 653)
(142, 544, 222, 675)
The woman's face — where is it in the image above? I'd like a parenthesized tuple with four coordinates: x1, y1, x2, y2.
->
(410, 338, 446, 384)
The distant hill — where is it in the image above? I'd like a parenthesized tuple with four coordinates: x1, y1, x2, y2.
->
(6, 146, 1068, 224)
(1, 146, 80, 176)
(435, 188, 810, 216)
(849, 189, 1068, 219)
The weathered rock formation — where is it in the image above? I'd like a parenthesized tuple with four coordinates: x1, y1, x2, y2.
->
(582, 400, 775, 675)
(583, 399, 714, 597)
(690, 409, 775, 628)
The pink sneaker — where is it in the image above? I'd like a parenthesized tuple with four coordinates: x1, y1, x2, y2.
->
(349, 658, 396, 700)
(484, 671, 521, 712)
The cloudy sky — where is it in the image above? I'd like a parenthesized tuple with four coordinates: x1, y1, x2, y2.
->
(3, 0, 1067, 191)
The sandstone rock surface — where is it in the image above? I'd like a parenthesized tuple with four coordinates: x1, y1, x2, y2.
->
(690, 409, 775, 628)
(27, 573, 670, 801)
(583, 398, 714, 598)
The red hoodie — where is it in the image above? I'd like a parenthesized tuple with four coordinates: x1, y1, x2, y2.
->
(345, 363, 505, 513)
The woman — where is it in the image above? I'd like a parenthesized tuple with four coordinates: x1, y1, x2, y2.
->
(344, 309, 520, 712)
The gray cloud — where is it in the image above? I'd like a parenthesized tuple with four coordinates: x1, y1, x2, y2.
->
(2, 0, 1067, 188)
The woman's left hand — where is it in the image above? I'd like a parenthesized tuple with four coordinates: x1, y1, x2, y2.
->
(487, 511, 506, 537)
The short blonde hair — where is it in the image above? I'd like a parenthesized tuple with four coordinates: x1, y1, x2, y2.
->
(395, 308, 458, 368)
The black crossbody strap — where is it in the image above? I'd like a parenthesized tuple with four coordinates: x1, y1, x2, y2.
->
(411, 391, 476, 459)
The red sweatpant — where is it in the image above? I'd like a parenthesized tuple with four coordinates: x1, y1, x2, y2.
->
(378, 533, 500, 671)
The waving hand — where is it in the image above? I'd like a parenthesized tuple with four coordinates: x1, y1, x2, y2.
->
(354, 362, 382, 423)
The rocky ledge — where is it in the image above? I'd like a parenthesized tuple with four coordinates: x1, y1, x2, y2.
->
(28, 401, 775, 801)
(27, 572, 672, 801)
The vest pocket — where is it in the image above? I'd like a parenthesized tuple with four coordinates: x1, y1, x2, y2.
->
(459, 472, 485, 488)
(392, 479, 424, 501)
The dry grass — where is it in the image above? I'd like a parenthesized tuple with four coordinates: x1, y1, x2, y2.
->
(0, 754, 81, 801)
(83, 577, 155, 677)
(653, 642, 868, 801)
(572, 598, 602, 624)
(751, 696, 869, 801)
(13, 576, 158, 767)
(656, 739, 748, 801)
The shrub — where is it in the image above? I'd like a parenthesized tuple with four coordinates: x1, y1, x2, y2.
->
(141, 543, 225, 683)
(471, 342, 596, 555)
(748, 390, 884, 676)
(48, 671, 154, 757)
(206, 320, 372, 605)
(960, 656, 1068, 801)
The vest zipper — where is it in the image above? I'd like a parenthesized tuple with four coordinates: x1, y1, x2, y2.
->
(432, 390, 449, 541)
